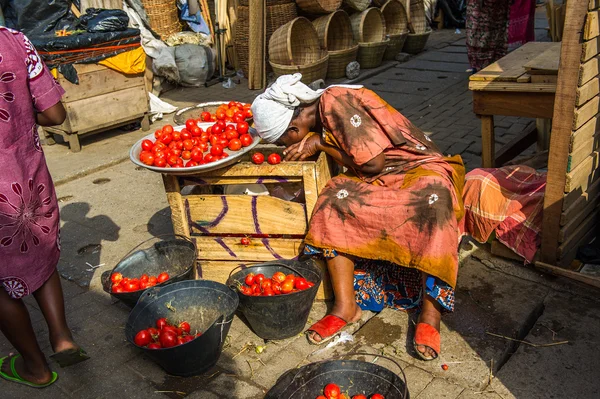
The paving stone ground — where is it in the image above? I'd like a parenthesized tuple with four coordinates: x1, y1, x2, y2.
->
(2, 7, 599, 399)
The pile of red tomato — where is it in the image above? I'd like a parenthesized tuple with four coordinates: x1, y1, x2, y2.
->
(238, 271, 314, 296)
(110, 272, 169, 293)
(315, 383, 384, 399)
(199, 101, 252, 123)
(134, 317, 201, 349)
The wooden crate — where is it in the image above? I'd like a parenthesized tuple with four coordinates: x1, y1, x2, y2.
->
(43, 64, 150, 152)
(162, 147, 335, 300)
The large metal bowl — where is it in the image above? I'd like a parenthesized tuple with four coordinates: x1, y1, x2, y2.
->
(129, 122, 261, 175)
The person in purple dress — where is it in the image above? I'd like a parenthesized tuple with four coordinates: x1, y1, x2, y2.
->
(0, 27, 89, 388)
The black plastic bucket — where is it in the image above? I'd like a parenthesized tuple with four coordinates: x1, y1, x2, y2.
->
(102, 235, 196, 307)
(125, 280, 238, 376)
(265, 354, 409, 399)
(226, 259, 322, 340)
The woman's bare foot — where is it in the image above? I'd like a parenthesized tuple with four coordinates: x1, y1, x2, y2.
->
(50, 335, 79, 355)
(1, 355, 53, 385)
(307, 302, 362, 343)
(415, 296, 442, 359)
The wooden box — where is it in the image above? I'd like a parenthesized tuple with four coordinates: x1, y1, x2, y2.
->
(162, 148, 335, 300)
(43, 64, 150, 152)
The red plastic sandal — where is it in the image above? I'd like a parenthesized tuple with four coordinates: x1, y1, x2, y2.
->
(306, 314, 348, 345)
(413, 322, 440, 361)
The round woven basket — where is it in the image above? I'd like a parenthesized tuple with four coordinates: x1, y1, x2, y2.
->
(269, 51, 330, 83)
(235, 3, 298, 76)
(296, 0, 342, 14)
(381, 0, 407, 35)
(357, 39, 389, 69)
(141, 0, 182, 40)
(384, 31, 408, 60)
(269, 17, 323, 65)
(350, 8, 386, 43)
(239, 0, 294, 5)
(327, 45, 359, 78)
(343, 0, 371, 12)
(408, 0, 427, 34)
(403, 29, 431, 54)
(312, 10, 355, 50)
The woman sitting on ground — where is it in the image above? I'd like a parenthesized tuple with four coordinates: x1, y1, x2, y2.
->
(251, 74, 465, 360)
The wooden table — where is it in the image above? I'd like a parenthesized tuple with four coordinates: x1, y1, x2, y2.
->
(469, 42, 561, 167)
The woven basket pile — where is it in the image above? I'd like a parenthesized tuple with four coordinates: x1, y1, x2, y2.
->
(269, 17, 329, 83)
(141, 0, 182, 40)
(343, 0, 371, 12)
(350, 7, 388, 69)
(403, 0, 430, 54)
(296, 0, 343, 14)
(312, 10, 358, 78)
(380, 0, 408, 60)
(235, 1, 298, 77)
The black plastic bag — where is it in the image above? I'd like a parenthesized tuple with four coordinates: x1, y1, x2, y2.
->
(3, 0, 74, 37)
(78, 8, 129, 32)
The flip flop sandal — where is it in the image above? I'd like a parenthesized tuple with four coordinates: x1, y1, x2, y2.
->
(413, 322, 440, 361)
(50, 348, 90, 368)
(0, 355, 58, 389)
(306, 314, 349, 345)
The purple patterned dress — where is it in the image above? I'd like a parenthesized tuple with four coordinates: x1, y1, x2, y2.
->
(0, 27, 65, 299)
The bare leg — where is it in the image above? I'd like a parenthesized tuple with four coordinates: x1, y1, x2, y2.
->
(416, 275, 442, 358)
(0, 288, 53, 384)
(308, 254, 362, 342)
(33, 270, 78, 354)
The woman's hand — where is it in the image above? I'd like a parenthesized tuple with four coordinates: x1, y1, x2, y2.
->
(283, 133, 323, 161)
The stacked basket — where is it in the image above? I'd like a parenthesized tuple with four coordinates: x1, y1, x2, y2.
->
(312, 11, 358, 78)
(235, 0, 298, 77)
(141, 0, 182, 40)
(381, 0, 408, 60)
(344, 0, 371, 12)
(268, 17, 329, 84)
(404, 0, 431, 54)
(296, 0, 343, 14)
(350, 8, 389, 69)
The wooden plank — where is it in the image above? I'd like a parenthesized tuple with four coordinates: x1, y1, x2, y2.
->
(562, 177, 600, 223)
(559, 223, 597, 267)
(470, 42, 557, 82)
(517, 73, 531, 83)
(314, 152, 333, 194)
(70, 63, 106, 74)
(194, 236, 303, 261)
(495, 123, 538, 166)
(302, 164, 319, 219)
(523, 45, 561, 74)
(565, 151, 600, 192)
(199, 260, 333, 300)
(576, 77, 600, 106)
(468, 81, 556, 93)
(541, 1, 590, 265)
(582, 36, 600, 62)
(481, 115, 494, 168)
(557, 207, 599, 258)
(182, 177, 302, 186)
(197, 162, 305, 178)
(559, 199, 598, 242)
(59, 68, 144, 102)
(563, 170, 600, 210)
(579, 56, 599, 86)
(536, 261, 600, 288)
(573, 96, 599, 129)
(584, 11, 600, 40)
(472, 91, 555, 119)
(570, 113, 600, 150)
(568, 134, 600, 172)
(163, 175, 193, 278)
(531, 75, 558, 84)
(591, 0, 600, 11)
(185, 195, 307, 235)
(60, 85, 148, 133)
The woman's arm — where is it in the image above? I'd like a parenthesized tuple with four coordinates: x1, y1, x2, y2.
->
(36, 102, 66, 126)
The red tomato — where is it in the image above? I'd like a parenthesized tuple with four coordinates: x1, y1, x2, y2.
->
(147, 343, 162, 350)
(228, 101, 237, 108)
(171, 148, 182, 158)
(179, 321, 191, 334)
(295, 277, 309, 290)
(147, 327, 159, 337)
(261, 280, 272, 291)
(167, 155, 179, 166)
(156, 317, 168, 330)
(254, 274, 265, 284)
(140, 274, 149, 283)
(204, 153, 214, 163)
(226, 129, 239, 140)
(191, 126, 203, 137)
(154, 129, 162, 139)
(201, 111, 211, 121)
(199, 142, 209, 152)
(162, 125, 174, 134)
(185, 119, 196, 131)
(191, 148, 204, 162)
(228, 139, 242, 152)
(153, 156, 167, 168)
(141, 139, 154, 151)
(183, 139, 194, 151)
(212, 125, 223, 136)
(139, 151, 154, 166)
(186, 160, 199, 167)
(218, 138, 229, 147)
(111, 282, 121, 292)
(176, 336, 186, 346)
(352, 396, 367, 399)
(200, 132, 210, 142)
(153, 141, 167, 152)
(240, 285, 253, 296)
(252, 284, 261, 294)
(240, 134, 253, 147)
(182, 150, 192, 160)
(113, 286, 124, 293)
(219, 153, 229, 160)
(234, 112, 245, 122)
(263, 288, 275, 297)
(237, 121, 249, 135)
(244, 109, 253, 119)
(324, 383, 341, 398)
(111, 272, 124, 284)
(210, 145, 224, 157)
(160, 133, 173, 145)
(172, 131, 182, 141)
(215, 120, 226, 130)
(281, 279, 294, 294)
(441, 364, 449, 371)
(181, 130, 192, 141)
(159, 330, 177, 348)
(134, 330, 152, 347)
(252, 152, 265, 165)
(268, 153, 282, 165)
(148, 276, 158, 286)
(162, 325, 178, 335)
(316, 396, 327, 399)
(241, 237, 251, 246)
(272, 282, 282, 295)
(370, 395, 385, 399)
(157, 272, 170, 283)
(271, 272, 286, 283)
(245, 273, 255, 286)
(125, 280, 140, 292)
